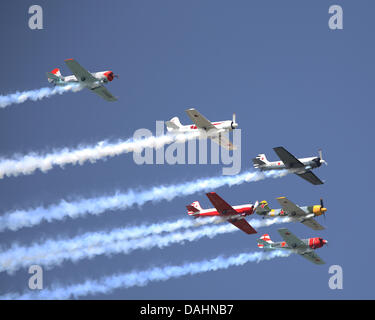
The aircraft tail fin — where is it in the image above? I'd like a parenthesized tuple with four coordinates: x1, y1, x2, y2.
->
(51, 68, 62, 77)
(47, 68, 64, 83)
(255, 200, 271, 216)
(186, 201, 203, 216)
(252, 154, 269, 168)
(257, 234, 273, 248)
(165, 117, 183, 132)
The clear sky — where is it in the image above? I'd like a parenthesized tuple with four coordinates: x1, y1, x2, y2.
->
(0, 0, 374, 299)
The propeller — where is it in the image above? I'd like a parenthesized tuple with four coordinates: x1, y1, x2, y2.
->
(320, 198, 327, 221)
(318, 149, 328, 166)
(251, 201, 259, 213)
(231, 113, 238, 129)
(253, 200, 259, 209)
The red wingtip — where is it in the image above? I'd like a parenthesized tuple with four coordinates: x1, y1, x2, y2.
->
(65, 58, 74, 61)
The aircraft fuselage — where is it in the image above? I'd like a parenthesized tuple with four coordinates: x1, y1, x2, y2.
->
(256, 204, 325, 220)
(264, 237, 327, 252)
(173, 120, 236, 135)
(258, 156, 321, 173)
(50, 71, 115, 89)
(190, 204, 254, 217)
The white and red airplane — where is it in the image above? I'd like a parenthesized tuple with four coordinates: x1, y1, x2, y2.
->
(46, 59, 118, 101)
(186, 192, 259, 234)
(252, 147, 327, 185)
(257, 228, 328, 265)
(165, 108, 238, 150)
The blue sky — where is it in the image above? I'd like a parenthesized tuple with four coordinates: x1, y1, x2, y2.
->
(0, 0, 374, 299)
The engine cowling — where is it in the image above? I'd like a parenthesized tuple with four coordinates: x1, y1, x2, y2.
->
(312, 205, 327, 216)
(312, 158, 322, 167)
(103, 71, 115, 81)
(309, 237, 327, 249)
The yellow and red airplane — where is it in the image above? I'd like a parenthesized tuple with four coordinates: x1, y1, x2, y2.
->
(256, 197, 327, 230)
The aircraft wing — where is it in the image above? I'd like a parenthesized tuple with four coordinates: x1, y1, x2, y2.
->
(91, 86, 117, 102)
(206, 192, 238, 216)
(209, 133, 236, 150)
(300, 251, 325, 265)
(301, 218, 325, 230)
(278, 228, 308, 250)
(185, 108, 217, 131)
(65, 59, 97, 84)
(297, 171, 324, 185)
(206, 192, 256, 234)
(228, 218, 257, 234)
(276, 197, 306, 218)
(273, 147, 305, 169)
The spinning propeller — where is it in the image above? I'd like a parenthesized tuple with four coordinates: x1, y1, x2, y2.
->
(251, 201, 259, 213)
(320, 198, 327, 221)
(231, 113, 238, 129)
(318, 149, 328, 166)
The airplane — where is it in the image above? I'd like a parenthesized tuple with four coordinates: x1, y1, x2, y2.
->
(165, 108, 238, 150)
(257, 228, 328, 265)
(186, 192, 258, 234)
(46, 59, 118, 101)
(255, 197, 327, 230)
(252, 147, 327, 185)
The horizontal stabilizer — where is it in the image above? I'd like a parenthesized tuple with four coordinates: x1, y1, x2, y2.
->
(252, 154, 268, 168)
(257, 239, 273, 250)
(46, 72, 61, 81)
(165, 117, 182, 131)
(186, 205, 199, 215)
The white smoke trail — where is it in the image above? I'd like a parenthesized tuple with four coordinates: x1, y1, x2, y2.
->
(1, 249, 291, 299)
(0, 169, 288, 232)
(0, 84, 83, 108)
(0, 131, 199, 179)
(0, 217, 290, 274)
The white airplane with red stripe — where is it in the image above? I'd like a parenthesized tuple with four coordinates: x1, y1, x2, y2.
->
(46, 59, 118, 101)
(165, 108, 238, 150)
(257, 228, 328, 265)
(186, 192, 259, 234)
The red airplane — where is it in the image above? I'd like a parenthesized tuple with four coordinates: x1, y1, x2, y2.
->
(186, 192, 259, 234)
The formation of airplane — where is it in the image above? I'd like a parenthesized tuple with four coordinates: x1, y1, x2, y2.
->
(257, 228, 328, 265)
(252, 147, 327, 185)
(186, 192, 259, 234)
(256, 197, 327, 230)
(47, 59, 118, 101)
(44, 58, 330, 266)
(186, 193, 329, 264)
(165, 108, 238, 150)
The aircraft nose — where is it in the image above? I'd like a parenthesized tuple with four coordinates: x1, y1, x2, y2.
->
(321, 207, 327, 213)
(323, 239, 328, 245)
